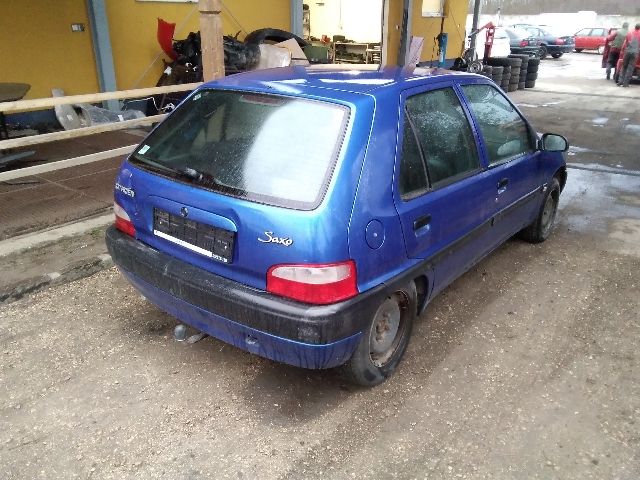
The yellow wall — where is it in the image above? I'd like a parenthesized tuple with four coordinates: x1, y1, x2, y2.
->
(411, 0, 467, 62)
(384, 0, 466, 66)
(0, 0, 99, 99)
(106, 0, 292, 90)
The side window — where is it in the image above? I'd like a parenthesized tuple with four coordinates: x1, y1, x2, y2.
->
(399, 111, 428, 198)
(592, 28, 605, 36)
(462, 84, 533, 165)
(576, 28, 590, 36)
(402, 87, 480, 190)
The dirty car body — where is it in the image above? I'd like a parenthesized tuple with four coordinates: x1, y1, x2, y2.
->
(106, 65, 568, 386)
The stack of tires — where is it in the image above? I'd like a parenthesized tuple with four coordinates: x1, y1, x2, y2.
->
(491, 66, 503, 85)
(508, 54, 530, 90)
(500, 65, 511, 91)
(487, 57, 522, 92)
(525, 57, 540, 88)
(481, 65, 493, 79)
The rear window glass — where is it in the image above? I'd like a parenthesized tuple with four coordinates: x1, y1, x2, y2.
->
(130, 89, 349, 210)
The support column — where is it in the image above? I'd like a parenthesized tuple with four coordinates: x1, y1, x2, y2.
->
(199, 0, 225, 82)
(290, 0, 303, 37)
(86, 0, 119, 111)
(470, 0, 482, 52)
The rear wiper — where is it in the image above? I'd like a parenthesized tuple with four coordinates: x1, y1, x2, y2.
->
(131, 154, 218, 187)
(176, 167, 219, 188)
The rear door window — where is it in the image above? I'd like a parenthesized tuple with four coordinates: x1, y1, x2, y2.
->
(130, 90, 349, 210)
(461, 84, 534, 165)
(399, 87, 480, 197)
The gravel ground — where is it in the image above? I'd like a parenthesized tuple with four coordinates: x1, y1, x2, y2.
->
(1, 221, 639, 479)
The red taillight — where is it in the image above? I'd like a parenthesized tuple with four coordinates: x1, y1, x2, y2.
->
(555, 39, 565, 45)
(114, 201, 136, 237)
(267, 260, 358, 305)
(520, 40, 529, 47)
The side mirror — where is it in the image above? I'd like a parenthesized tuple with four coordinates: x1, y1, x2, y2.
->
(539, 133, 569, 152)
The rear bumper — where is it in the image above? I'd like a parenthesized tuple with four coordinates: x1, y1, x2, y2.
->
(547, 44, 573, 54)
(105, 226, 382, 369)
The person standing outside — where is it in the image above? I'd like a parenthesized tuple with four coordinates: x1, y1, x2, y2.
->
(618, 23, 640, 87)
(605, 22, 628, 80)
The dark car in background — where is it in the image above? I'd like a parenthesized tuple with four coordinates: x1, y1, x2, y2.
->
(573, 27, 609, 54)
(511, 24, 575, 59)
(503, 26, 542, 56)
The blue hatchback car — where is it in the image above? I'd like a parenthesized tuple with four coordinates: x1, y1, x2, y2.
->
(106, 65, 568, 386)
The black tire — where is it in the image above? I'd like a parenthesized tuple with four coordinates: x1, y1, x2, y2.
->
(508, 58, 523, 68)
(340, 283, 416, 386)
(520, 178, 560, 243)
(528, 57, 540, 67)
(527, 65, 539, 73)
(525, 80, 536, 88)
(575, 48, 584, 53)
(518, 81, 526, 90)
(551, 52, 563, 59)
(490, 65, 502, 76)
(539, 45, 548, 59)
(507, 83, 518, 92)
(526, 73, 538, 81)
(244, 28, 310, 48)
(509, 71, 521, 84)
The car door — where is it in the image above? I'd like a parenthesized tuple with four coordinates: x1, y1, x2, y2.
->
(460, 82, 543, 245)
(574, 28, 590, 49)
(591, 28, 606, 49)
(393, 83, 498, 293)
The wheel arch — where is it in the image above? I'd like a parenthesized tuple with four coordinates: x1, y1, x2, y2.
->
(554, 166, 567, 192)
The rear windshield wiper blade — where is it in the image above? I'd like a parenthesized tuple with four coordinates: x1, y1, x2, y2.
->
(130, 154, 219, 187)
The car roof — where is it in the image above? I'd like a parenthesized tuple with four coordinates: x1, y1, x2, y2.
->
(201, 65, 482, 98)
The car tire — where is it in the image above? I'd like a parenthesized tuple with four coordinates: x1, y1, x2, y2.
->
(520, 178, 560, 243)
(527, 65, 539, 73)
(528, 58, 540, 67)
(575, 48, 583, 53)
(526, 72, 538, 81)
(518, 81, 526, 90)
(539, 45, 548, 59)
(507, 83, 518, 92)
(551, 52, 563, 59)
(525, 80, 536, 88)
(340, 283, 416, 386)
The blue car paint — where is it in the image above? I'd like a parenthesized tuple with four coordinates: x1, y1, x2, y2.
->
(108, 65, 567, 370)
(121, 268, 361, 369)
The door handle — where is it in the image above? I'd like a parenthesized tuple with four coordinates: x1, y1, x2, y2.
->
(497, 177, 509, 195)
(413, 214, 431, 231)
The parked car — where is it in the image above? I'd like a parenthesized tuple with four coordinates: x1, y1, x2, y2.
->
(106, 65, 569, 386)
(473, 26, 512, 59)
(511, 24, 575, 58)
(502, 26, 542, 56)
(573, 27, 610, 54)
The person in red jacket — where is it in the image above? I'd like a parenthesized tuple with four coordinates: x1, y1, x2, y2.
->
(617, 23, 640, 87)
(605, 22, 628, 80)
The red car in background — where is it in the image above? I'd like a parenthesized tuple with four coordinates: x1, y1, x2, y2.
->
(574, 27, 609, 54)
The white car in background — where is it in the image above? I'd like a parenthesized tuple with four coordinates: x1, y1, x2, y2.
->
(472, 27, 512, 59)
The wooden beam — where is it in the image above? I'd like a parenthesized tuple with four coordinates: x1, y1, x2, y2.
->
(0, 83, 202, 114)
(0, 114, 165, 150)
(0, 145, 137, 182)
(199, 0, 225, 82)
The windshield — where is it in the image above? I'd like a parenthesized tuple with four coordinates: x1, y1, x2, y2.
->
(130, 89, 349, 210)
(506, 27, 533, 40)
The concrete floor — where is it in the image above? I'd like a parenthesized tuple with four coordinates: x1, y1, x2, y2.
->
(1, 54, 639, 479)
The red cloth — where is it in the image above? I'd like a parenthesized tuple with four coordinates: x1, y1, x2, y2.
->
(621, 29, 640, 53)
(157, 18, 178, 61)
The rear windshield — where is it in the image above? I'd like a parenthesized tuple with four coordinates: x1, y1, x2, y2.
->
(129, 89, 349, 210)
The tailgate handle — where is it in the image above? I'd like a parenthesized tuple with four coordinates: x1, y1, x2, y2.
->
(498, 177, 509, 189)
(413, 214, 431, 231)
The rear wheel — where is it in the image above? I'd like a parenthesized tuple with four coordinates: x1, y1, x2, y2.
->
(520, 178, 560, 243)
(575, 48, 584, 53)
(539, 45, 548, 59)
(551, 52, 563, 59)
(340, 283, 416, 386)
